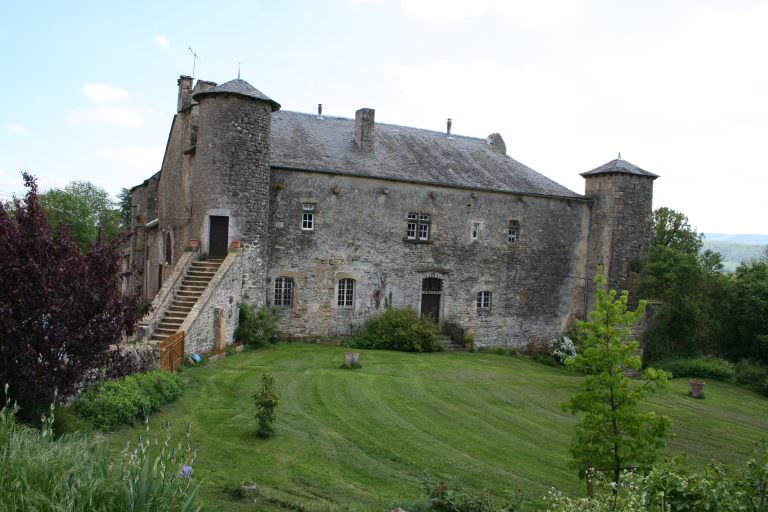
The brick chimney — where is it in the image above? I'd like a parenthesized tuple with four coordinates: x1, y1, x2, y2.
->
(177, 75, 193, 112)
(354, 108, 375, 150)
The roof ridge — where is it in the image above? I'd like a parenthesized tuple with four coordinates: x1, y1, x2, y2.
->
(277, 110, 487, 142)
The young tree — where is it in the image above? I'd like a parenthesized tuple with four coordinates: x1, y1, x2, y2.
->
(0, 173, 141, 417)
(253, 373, 279, 438)
(39, 181, 121, 251)
(564, 268, 671, 497)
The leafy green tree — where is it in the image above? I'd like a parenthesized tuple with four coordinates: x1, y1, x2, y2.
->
(651, 207, 702, 255)
(564, 268, 671, 496)
(117, 187, 133, 230)
(253, 373, 279, 438)
(39, 181, 121, 251)
(721, 261, 768, 364)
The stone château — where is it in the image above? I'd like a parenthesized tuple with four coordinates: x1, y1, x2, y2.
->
(127, 75, 658, 354)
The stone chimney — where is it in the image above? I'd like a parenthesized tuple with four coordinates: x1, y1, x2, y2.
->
(486, 133, 506, 155)
(177, 75, 193, 112)
(354, 108, 375, 150)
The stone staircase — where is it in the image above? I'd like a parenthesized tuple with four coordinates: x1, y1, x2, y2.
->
(150, 259, 223, 342)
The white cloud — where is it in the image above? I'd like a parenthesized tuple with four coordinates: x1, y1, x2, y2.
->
(81, 83, 131, 105)
(97, 146, 164, 171)
(67, 107, 144, 128)
(0, 166, 6, 178)
(352, 0, 583, 29)
(6, 123, 31, 135)
(153, 35, 170, 49)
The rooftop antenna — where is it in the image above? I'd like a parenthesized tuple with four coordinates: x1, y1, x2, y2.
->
(237, 62, 241, 79)
(188, 46, 199, 78)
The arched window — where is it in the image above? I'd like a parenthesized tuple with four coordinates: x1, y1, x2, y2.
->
(337, 278, 355, 307)
(165, 232, 172, 265)
(274, 277, 294, 307)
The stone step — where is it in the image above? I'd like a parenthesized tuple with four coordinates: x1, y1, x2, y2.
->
(184, 275, 212, 282)
(176, 290, 201, 297)
(180, 285, 206, 292)
(155, 328, 180, 336)
(160, 318, 184, 326)
(164, 312, 187, 319)
(187, 270, 217, 278)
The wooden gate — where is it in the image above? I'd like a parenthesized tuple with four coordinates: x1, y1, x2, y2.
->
(158, 331, 185, 371)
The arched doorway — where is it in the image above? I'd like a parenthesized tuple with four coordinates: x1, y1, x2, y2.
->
(421, 277, 442, 322)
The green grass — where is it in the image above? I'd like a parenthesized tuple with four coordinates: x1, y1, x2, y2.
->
(105, 344, 768, 511)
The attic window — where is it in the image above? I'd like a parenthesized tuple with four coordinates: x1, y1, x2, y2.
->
(508, 220, 520, 243)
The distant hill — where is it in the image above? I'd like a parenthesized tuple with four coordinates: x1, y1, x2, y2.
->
(704, 233, 768, 245)
(702, 235, 767, 272)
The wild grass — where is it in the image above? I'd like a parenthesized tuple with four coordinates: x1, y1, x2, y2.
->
(0, 386, 201, 511)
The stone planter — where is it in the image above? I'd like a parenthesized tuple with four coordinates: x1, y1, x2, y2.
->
(689, 379, 705, 398)
(230, 240, 241, 249)
(187, 239, 200, 251)
(344, 352, 360, 368)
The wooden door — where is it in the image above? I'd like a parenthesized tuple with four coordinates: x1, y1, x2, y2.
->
(209, 216, 229, 259)
(421, 277, 442, 322)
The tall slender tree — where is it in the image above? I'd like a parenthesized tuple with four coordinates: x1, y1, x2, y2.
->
(564, 268, 671, 498)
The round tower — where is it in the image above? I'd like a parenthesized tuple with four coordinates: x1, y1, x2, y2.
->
(190, 78, 280, 306)
(582, 157, 658, 298)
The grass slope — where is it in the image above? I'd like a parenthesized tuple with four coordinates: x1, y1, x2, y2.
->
(106, 344, 768, 511)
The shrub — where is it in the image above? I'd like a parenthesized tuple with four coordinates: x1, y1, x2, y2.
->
(652, 357, 736, 382)
(74, 370, 183, 430)
(254, 373, 279, 439)
(349, 307, 441, 352)
(420, 474, 525, 512)
(236, 304, 278, 348)
(735, 360, 768, 396)
(0, 388, 201, 511)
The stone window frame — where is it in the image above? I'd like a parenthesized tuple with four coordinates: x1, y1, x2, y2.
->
(274, 277, 294, 308)
(476, 290, 492, 311)
(507, 219, 521, 244)
(405, 212, 432, 242)
(301, 203, 315, 231)
(337, 278, 355, 308)
(470, 221, 482, 241)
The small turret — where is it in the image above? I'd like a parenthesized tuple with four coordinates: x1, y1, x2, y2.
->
(583, 157, 658, 298)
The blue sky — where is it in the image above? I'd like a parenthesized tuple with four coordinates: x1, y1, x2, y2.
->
(2, 0, 766, 233)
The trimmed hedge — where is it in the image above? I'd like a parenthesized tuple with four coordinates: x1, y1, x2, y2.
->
(651, 357, 736, 382)
(74, 370, 183, 430)
(348, 307, 442, 352)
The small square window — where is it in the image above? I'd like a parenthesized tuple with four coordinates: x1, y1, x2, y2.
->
(477, 291, 492, 310)
(508, 220, 519, 243)
(302, 204, 315, 231)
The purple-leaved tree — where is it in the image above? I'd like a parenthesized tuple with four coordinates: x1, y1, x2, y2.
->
(0, 172, 142, 417)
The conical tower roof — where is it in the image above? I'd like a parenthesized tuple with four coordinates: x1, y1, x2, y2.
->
(192, 78, 280, 111)
(581, 158, 658, 179)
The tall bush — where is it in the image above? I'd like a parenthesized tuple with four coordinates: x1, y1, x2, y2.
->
(0, 173, 141, 416)
(235, 304, 278, 348)
(350, 307, 441, 352)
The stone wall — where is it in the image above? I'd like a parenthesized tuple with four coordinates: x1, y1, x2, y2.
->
(261, 170, 591, 347)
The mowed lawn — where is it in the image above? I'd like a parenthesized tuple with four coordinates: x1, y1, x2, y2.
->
(106, 344, 768, 511)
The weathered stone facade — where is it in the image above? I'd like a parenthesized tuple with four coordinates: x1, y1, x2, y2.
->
(128, 75, 658, 352)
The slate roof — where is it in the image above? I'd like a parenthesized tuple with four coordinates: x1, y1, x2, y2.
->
(270, 111, 583, 199)
(581, 158, 659, 178)
(192, 79, 281, 111)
